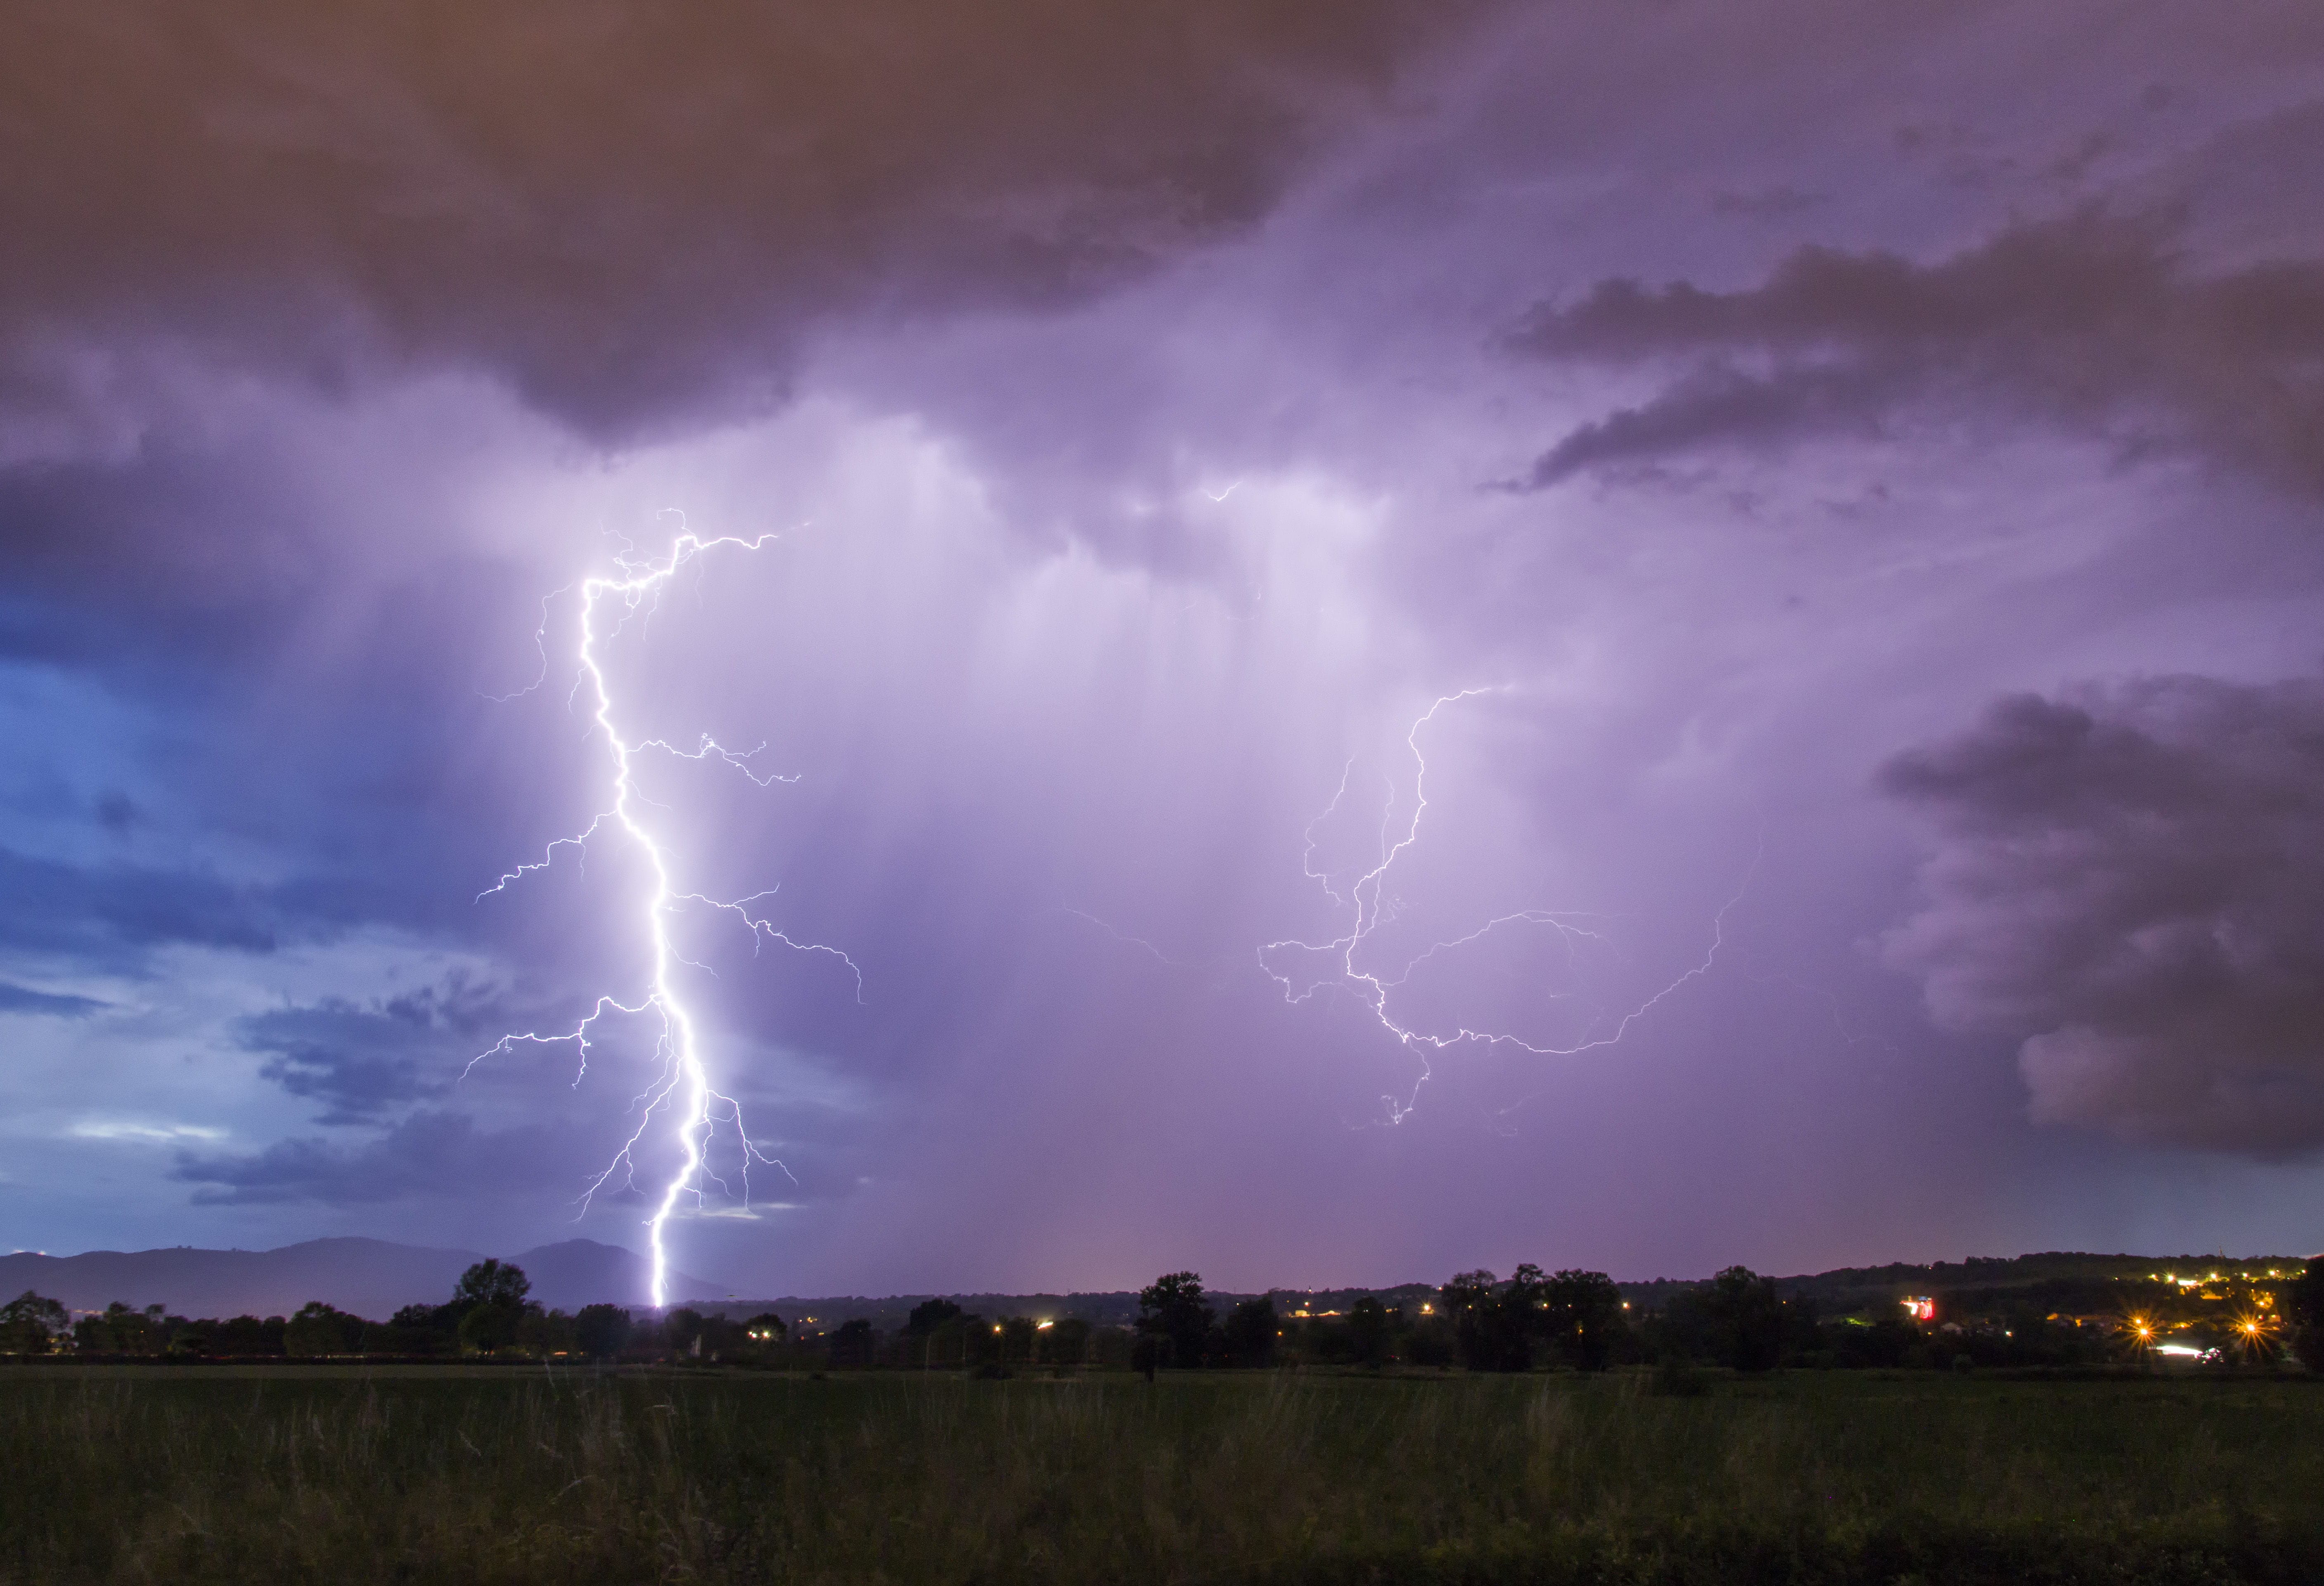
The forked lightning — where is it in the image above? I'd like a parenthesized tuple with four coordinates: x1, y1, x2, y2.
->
(1260, 690, 1743, 1123)
(472, 524, 857, 1306)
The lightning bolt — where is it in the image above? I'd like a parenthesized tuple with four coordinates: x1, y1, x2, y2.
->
(1259, 689, 1749, 1124)
(471, 519, 859, 1307)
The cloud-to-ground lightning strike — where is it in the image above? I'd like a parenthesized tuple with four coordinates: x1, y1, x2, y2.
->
(1260, 690, 1748, 1124)
(470, 524, 859, 1306)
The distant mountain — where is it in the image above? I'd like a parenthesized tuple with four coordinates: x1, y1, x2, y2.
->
(0, 1236, 726, 1320)
(514, 1239, 729, 1311)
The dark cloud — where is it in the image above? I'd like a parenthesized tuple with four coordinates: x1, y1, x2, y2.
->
(1880, 676, 2324, 1156)
(1509, 210, 2324, 494)
(238, 979, 507, 1124)
(0, 846, 281, 964)
(0, 444, 346, 700)
(0, 0, 1480, 441)
(171, 1097, 843, 1212)
(0, 844, 403, 970)
(0, 981, 107, 1018)
(1708, 187, 1828, 220)
(172, 1109, 564, 1205)
(92, 792, 138, 835)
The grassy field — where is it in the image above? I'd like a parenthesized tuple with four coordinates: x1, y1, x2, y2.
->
(3, 1365, 2319, 1584)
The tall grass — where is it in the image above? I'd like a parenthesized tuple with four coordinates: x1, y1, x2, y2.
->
(2, 1367, 2318, 1583)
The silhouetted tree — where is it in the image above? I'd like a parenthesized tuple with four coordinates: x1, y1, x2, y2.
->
(907, 1298, 963, 1334)
(517, 1308, 575, 1356)
(574, 1304, 633, 1359)
(391, 1301, 455, 1332)
(1541, 1270, 1626, 1372)
(914, 1311, 983, 1368)
(1347, 1296, 1394, 1367)
(1704, 1266, 1786, 1373)
(830, 1318, 877, 1367)
(459, 1301, 523, 1354)
(1299, 1316, 1357, 1364)
(454, 1259, 531, 1311)
(1403, 1315, 1456, 1367)
(1137, 1272, 1214, 1370)
(372, 1303, 457, 1354)
(698, 1315, 750, 1358)
(0, 1291, 67, 1353)
(432, 1260, 534, 1355)
(1223, 1297, 1279, 1367)
(1441, 1269, 1532, 1371)
(1498, 1265, 1550, 1368)
(167, 1318, 220, 1356)
(1822, 1313, 1921, 1369)
(73, 1302, 168, 1356)
(664, 1308, 707, 1356)
(996, 1316, 1037, 1366)
(1440, 1269, 1498, 1369)
(2287, 1263, 2324, 1370)
(285, 1301, 369, 1357)
(214, 1315, 288, 1356)
(1040, 1317, 1092, 1366)
(1130, 1332, 1169, 1381)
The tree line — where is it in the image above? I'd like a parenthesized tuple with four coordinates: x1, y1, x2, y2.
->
(1133, 1262, 2324, 1375)
(10, 1259, 2324, 1371)
(0, 1259, 782, 1363)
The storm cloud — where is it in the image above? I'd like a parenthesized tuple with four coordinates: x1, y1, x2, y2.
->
(0, 0, 1479, 443)
(236, 979, 512, 1125)
(0, 846, 283, 965)
(0, 981, 107, 1018)
(173, 1109, 569, 1206)
(9, 2, 2324, 1285)
(1511, 211, 2324, 495)
(1881, 676, 2324, 1156)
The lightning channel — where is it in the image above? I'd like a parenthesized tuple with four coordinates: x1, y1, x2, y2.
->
(1259, 689, 1751, 1124)
(471, 521, 859, 1306)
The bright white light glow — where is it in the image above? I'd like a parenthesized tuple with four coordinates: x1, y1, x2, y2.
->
(69, 1119, 227, 1144)
(473, 522, 859, 1306)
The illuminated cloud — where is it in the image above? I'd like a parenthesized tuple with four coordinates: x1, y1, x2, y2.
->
(72, 1120, 228, 1145)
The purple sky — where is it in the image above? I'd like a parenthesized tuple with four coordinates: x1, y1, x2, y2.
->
(6, 1, 2324, 1293)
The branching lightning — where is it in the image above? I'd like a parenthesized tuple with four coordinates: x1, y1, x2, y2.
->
(1259, 689, 1749, 1124)
(471, 523, 859, 1306)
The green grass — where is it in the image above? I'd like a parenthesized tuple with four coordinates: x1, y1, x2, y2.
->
(2, 1366, 2319, 1584)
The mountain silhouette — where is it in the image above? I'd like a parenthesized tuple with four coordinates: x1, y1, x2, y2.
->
(0, 1236, 726, 1319)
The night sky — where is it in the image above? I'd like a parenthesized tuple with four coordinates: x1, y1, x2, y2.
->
(6, 2, 2324, 1294)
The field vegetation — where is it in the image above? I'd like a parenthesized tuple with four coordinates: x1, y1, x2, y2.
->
(5, 1365, 2323, 1584)
(9, 1260, 2323, 1581)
